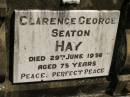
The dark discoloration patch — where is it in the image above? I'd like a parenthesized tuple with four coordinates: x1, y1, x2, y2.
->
(9, 12, 15, 82)
(0, 91, 5, 97)
(0, 20, 6, 83)
(0, 38, 5, 83)
(0, 0, 7, 17)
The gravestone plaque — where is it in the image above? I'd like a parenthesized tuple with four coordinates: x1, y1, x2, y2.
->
(13, 10, 120, 83)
